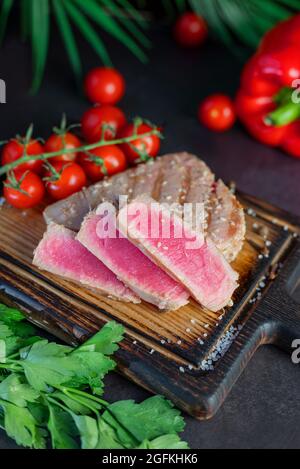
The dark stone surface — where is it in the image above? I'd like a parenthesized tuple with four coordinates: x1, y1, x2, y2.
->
(0, 21, 300, 450)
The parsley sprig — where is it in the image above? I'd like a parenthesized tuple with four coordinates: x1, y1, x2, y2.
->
(0, 304, 188, 449)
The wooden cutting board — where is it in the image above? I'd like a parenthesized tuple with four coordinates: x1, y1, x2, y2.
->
(0, 190, 299, 419)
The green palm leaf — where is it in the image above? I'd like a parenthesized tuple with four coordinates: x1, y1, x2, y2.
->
(64, 0, 112, 67)
(20, 0, 31, 41)
(52, 0, 82, 84)
(2, 0, 300, 92)
(116, 0, 148, 29)
(100, 0, 151, 49)
(186, 0, 300, 55)
(217, 0, 260, 49)
(0, 0, 14, 45)
(74, 0, 147, 62)
(0, 0, 149, 93)
(190, 0, 237, 52)
(30, 0, 50, 94)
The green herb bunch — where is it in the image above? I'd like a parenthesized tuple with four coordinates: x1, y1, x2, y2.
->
(0, 303, 188, 449)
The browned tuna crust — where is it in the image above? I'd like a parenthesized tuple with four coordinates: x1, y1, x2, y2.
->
(43, 152, 245, 261)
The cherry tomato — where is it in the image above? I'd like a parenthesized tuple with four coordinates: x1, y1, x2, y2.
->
(173, 12, 208, 47)
(79, 145, 127, 182)
(84, 67, 125, 105)
(81, 105, 127, 143)
(44, 162, 87, 201)
(198, 94, 236, 132)
(44, 132, 81, 164)
(2, 139, 43, 174)
(118, 123, 161, 164)
(3, 171, 45, 209)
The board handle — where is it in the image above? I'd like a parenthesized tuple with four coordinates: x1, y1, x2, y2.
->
(257, 237, 300, 353)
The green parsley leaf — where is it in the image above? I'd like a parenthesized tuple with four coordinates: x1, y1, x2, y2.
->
(47, 404, 78, 449)
(103, 396, 185, 444)
(67, 351, 115, 394)
(76, 321, 124, 355)
(139, 434, 189, 449)
(0, 374, 39, 407)
(0, 304, 25, 323)
(72, 414, 98, 449)
(0, 322, 40, 362)
(19, 340, 76, 391)
(96, 418, 125, 449)
(0, 323, 22, 361)
(1, 401, 46, 449)
(27, 402, 49, 426)
(0, 304, 38, 339)
(100, 410, 138, 448)
(0, 323, 13, 338)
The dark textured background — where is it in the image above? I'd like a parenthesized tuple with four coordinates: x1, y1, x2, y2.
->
(1, 20, 300, 449)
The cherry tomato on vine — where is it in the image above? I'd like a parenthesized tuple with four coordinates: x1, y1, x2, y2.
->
(84, 67, 125, 105)
(3, 170, 45, 209)
(44, 132, 81, 164)
(2, 139, 43, 174)
(81, 105, 127, 143)
(198, 94, 236, 132)
(173, 12, 208, 47)
(78, 145, 127, 182)
(44, 162, 87, 201)
(118, 123, 161, 164)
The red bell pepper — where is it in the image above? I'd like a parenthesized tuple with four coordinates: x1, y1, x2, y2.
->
(235, 15, 300, 158)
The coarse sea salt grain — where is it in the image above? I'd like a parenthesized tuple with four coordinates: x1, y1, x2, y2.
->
(200, 325, 239, 371)
(179, 367, 185, 373)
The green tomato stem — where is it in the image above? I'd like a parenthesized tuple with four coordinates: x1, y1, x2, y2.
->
(0, 129, 162, 177)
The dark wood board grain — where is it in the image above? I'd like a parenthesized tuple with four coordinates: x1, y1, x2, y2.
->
(0, 191, 299, 419)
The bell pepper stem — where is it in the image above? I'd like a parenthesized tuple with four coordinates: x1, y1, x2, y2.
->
(265, 100, 300, 127)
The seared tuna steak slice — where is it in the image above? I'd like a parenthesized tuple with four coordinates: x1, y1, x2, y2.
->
(43, 152, 245, 261)
(207, 180, 246, 262)
(118, 196, 239, 312)
(33, 223, 139, 303)
(76, 211, 189, 311)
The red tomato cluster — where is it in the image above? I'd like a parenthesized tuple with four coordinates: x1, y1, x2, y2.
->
(1, 67, 161, 209)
